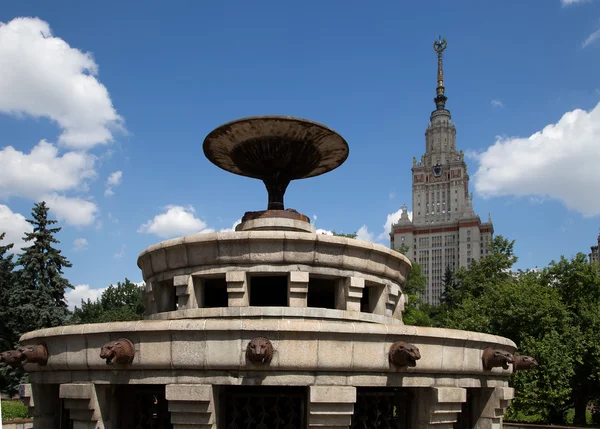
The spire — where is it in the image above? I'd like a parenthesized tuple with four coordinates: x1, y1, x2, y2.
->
(433, 36, 448, 110)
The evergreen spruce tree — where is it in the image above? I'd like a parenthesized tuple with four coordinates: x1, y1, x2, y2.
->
(0, 233, 17, 351)
(13, 202, 73, 333)
(440, 265, 457, 306)
(0, 232, 25, 396)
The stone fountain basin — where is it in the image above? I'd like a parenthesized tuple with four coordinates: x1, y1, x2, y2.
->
(19, 319, 516, 388)
(137, 231, 410, 287)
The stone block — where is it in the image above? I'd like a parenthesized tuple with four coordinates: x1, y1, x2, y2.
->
(166, 244, 188, 269)
(166, 384, 212, 402)
(433, 387, 467, 404)
(283, 233, 316, 264)
(59, 383, 93, 399)
(276, 332, 318, 369)
(317, 336, 353, 370)
(289, 271, 309, 283)
(216, 233, 251, 264)
(342, 244, 370, 271)
(314, 239, 346, 267)
(138, 331, 171, 368)
(66, 327, 88, 370)
(352, 335, 387, 371)
(249, 238, 284, 264)
(171, 330, 207, 369)
(186, 241, 218, 266)
(150, 248, 168, 273)
(310, 386, 356, 403)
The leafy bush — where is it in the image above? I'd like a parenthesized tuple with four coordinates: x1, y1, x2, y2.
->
(1, 399, 30, 420)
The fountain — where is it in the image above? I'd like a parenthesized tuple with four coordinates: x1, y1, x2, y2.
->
(2, 116, 529, 429)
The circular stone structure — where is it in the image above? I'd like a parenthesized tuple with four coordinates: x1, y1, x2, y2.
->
(6, 116, 521, 429)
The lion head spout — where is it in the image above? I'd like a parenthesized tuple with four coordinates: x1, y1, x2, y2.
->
(18, 344, 48, 366)
(482, 347, 515, 371)
(514, 355, 539, 371)
(0, 350, 24, 367)
(389, 341, 421, 368)
(99, 338, 135, 365)
(246, 337, 274, 365)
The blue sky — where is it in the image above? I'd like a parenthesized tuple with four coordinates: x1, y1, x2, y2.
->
(0, 0, 599, 307)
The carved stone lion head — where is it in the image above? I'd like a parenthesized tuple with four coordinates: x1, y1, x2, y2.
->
(0, 350, 23, 367)
(482, 347, 515, 370)
(246, 337, 274, 364)
(389, 341, 421, 367)
(99, 338, 135, 365)
(514, 355, 539, 371)
(18, 344, 48, 366)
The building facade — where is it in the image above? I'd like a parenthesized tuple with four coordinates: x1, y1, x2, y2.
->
(590, 233, 599, 264)
(390, 38, 494, 305)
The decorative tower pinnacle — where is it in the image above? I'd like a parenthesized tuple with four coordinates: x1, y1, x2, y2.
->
(433, 36, 448, 110)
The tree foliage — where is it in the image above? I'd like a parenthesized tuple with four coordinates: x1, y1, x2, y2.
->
(71, 279, 145, 324)
(0, 202, 74, 396)
(13, 202, 73, 332)
(434, 234, 600, 425)
(332, 231, 357, 239)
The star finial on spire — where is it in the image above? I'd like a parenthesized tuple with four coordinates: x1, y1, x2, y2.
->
(433, 36, 448, 110)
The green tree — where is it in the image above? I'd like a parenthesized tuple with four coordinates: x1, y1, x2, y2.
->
(0, 233, 17, 352)
(540, 254, 600, 425)
(440, 235, 517, 308)
(71, 279, 145, 324)
(332, 231, 357, 239)
(435, 239, 600, 425)
(0, 233, 23, 396)
(1, 203, 74, 395)
(12, 202, 73, 332)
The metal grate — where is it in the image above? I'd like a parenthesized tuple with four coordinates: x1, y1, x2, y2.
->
(350, 389, 413, 429)
(221, 387, 306, 429)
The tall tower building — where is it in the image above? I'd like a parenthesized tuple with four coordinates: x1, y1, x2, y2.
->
(589, 232, 599, 264)
(390, 38, 494, 305)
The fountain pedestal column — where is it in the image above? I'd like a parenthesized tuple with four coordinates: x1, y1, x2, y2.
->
(472, 387, 515, 429)
(59, 383, 113, 429)
(20, 383, 60, 429)
(308, 386, 357, 429)
(415, 387, 467, 429)
(166, 384, 216, 429)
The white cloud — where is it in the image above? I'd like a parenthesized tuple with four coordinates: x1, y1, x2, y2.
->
(73, 237, 88, 252)
(473, 101, 600, 217)
(106, 171, 122, 186)
(356, 225, 374, 242)
(65, 284, 106, 310)
(491, 99, 504, 108)
(0, 17, 123, 149)
(0, 140, 96, 198)
(377, 207, 413, 241)
(113, 244, 126, 259)
(104, 171, 122, 197)
(561, 0, 589, 5)
(43, 193, 98, 227)
(219, 218, 242, 232)
(582, 26, 600, 48)
(316, 228, 333, 235)
(0, 141, 99, 226)
(138, 205, 215, 238)
(107, 212, 119, 223)
(0, 204, 33, 253)
(389, 192, 396, 200)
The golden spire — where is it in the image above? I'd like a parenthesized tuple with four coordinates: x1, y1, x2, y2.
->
(433, 36, 448, 110)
